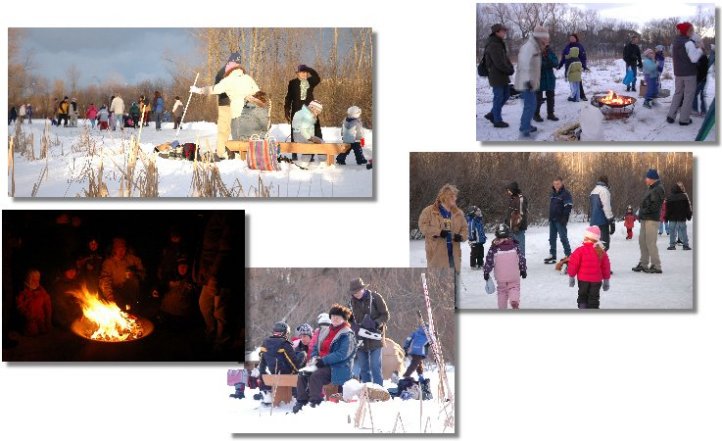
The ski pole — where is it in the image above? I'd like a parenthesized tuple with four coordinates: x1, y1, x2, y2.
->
(176, 72, 199, 137)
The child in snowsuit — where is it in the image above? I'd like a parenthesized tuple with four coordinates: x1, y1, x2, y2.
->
(658, 199, 669, 235)
(227, 367, 248, 399)
(16, 269, 52, 336)
(655, 45, 665, 93)
(402, 324, 429, 378)
(467, 206, 487, 269)
(624, 205, 637, 240)
(642, 49, 660, 108)
(97, 105, 110, 130)
(336, 106, 367, 165)
(483, 224, 527, 309)
(567, 226, 611, 309)
(566, 47, 583, 102)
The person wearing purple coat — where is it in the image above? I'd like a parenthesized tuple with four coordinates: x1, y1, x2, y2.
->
(557, 34, 589, 101)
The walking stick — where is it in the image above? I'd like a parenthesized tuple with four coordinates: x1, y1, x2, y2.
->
(176, 72, 200, 137)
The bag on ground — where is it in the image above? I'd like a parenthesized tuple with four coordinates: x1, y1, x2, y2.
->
(247, 135, 281, 171)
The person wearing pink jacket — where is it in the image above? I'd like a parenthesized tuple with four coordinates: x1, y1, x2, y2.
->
(567, 226, 612, 309)
(483, 224, 527, 309)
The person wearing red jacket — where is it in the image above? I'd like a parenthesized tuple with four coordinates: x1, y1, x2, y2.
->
(16, 269, 52, 335)
(624, 205, 637, 240)
(567, 226, 612, 309)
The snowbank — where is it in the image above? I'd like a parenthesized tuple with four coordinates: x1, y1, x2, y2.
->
(476, 58, 716, 142)
(411, 221, 694, 309)
(8, 121, 373, 198)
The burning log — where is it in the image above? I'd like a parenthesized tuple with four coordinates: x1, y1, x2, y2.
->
(597, 90, 635, 106)
(69, 286, 153, 342)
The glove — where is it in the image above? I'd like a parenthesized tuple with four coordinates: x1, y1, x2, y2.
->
(524, 81, 533, 91)
(609, 221, 616, 235)
(315, 358, 325, 368)
(602, 279, 610, 291)
(569, 277, 576, 288)
(189, 85, 203, 94)
(520, 270, 527, 279)
(439, 230, 450, 238)
(483, 273, 489, 281)
(453, 233, 463, 242)
(251, 368, 260, 378)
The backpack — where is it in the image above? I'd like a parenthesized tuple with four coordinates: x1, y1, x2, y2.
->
(478, 52, 490, 77)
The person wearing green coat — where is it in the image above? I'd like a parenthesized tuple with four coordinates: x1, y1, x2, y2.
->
(566, 47, 583, 102)
(534, 44, 559, 122)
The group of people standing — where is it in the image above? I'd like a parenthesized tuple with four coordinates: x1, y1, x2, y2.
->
(419, 171, 693, 309)
(479, 20, 713, 136)
(8, 103, 33, 125)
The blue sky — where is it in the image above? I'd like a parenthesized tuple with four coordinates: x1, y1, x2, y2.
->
(569, 3, 715, 29)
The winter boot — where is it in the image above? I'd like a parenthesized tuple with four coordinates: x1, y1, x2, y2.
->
(683, 245, 692, 250)
(493, 121, 509, 128)
(253, 392, 263, 400)
(547, 114, 559, 121)
(643, 100, 652, 109)
(261, 390, 273, 406)
(419, 378, 433, 400)
(292, 400, 308, 413)
(632, 263, 647, 272)
(352, 145, 367, 165)
(544, 256, 557, 264)
(667, 245, 676, 250)
(484, 112, 494, 122)
(229, 382, 246, 399)
(309, 400, 322, 408)
(645, 266, 663, 274)
(336, 152, 347, 165)
(666, 116, 675, 124)
(533, 113, 544, 122)
(679, 120, 693, 126)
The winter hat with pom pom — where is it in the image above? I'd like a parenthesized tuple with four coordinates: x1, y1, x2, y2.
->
(676, 22, 693, 35)
(584, 225, 602, 242)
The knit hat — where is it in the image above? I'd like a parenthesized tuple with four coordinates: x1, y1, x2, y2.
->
(491, 23, 508, 34)
(347, 106, 362, 118)
(329, 304, 352, 322)
(296, 323, 313, 337)
(645, 168, 660, 180)
(532, 25, 550, 40)
(317, 312, 332, 326)
(584, 225, 601, 242)
(676, 22, 693, 35)
(308, 100, 323, 112)
(227, 52, 242, 64)
(655, 45, 665, 52)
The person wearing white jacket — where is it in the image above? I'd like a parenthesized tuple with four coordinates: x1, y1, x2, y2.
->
(110, 95, 125, 131)
(190, 52, 260, 158)
(514, 26, 549, 137)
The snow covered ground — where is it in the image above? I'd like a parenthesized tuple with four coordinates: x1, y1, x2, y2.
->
(476, 58, 716, 142)
(225, 367, 455, 434)
(411, 221, 694, 310)
(8, 121, 373, 197)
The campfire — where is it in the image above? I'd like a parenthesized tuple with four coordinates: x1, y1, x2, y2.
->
(591, 90, 637, 119)
(69, 287, 153, 342)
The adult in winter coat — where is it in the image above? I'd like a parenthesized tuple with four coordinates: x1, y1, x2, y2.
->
(16, 269, 52, 336)
(49, 264, 82, 329)
(69, 98, 79, 127)
(665, 181, 693, 250)
(589, 175, 615, 251)
(110, 95, 125, 131)
(534, 44, 559, 122)
(18, 104, 26, 124)
(402, 324, 429, 378)
(26, 103, 33, 124)
(348, 278, 389, 386)
(258, 322, 306, 378)
(692, 50, 709, 115)
(567, 226, 612, 309)
(295, 304, 356, 412)
(213, 65, 232, 157)
(467, 206, 487, 269)
(152, 91, 164, 131)
(545, 177, 573, 263)
(419, 183, 468, 273)
(504, 181, 529, 255)
(557, 34, 589, 100)
(129, 102, 140, 128)
(285, 65, 322, 142)
(8, 105, 17, 125)
(633, 169, 665, 274)
(666, 22, 704, 125)
(231, 91, 270, 141)
(482, 23, 515, 128)
(483, 224, 527, 309)
(172, 96, 184, 130)
(337, 105, 367, 165)
(515, 26, 549, 136)
(85, 104, 98, 128)
(623, 35, 643, 92)
(57, 97, 70, 127)
(77, 236, 103, 292)
(99, 237, 145, 309)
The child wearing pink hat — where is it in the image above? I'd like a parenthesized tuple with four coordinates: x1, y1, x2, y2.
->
(567, 226, 612, 309)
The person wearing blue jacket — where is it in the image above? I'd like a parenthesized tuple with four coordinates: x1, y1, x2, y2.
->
(467, 206, 487, 269)
(257, 321, 307, 395)
(294, 304, 356, 412)
(545, 177, 573, 264)
(152, 91, 165, 131)
(402, 324, 429, 378)
(642, 49, 660, 108)
(589, 175, 615, 251)
(534, 44, 560, 122)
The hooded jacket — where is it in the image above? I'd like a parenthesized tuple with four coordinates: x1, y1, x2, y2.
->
(403, 325, 429, 357)
(663, 183, 692, 222)
(589, 182, 613, 227)
(567, 241, 611, 283)
(341, 117, 364, 143)
(566, 47, 583, 82)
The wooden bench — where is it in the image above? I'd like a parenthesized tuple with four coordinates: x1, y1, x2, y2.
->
(226, 140, 350, 166)
(261, 374, 297, 407)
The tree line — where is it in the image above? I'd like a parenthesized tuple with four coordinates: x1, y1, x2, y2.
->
(410, 152, 693, 231)
(8, 28, 373, 129)
(245, 268, 456, 363)
(476, 3, 715, 62)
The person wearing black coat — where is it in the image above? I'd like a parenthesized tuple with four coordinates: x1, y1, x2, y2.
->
(9, 105, 17, 125)
(504, 181, 529, 256)
(623, 36, 643, 92)
(693, 52, 709, 115)
(481, 24, 515, 128)
(285, 65, 322, 141)
(258, 322, 307, 392)
(545, 178, 573, 263)
(633, 169, 665, 273)
(348, 278, 389, 386)
(665, 182, 692, 250)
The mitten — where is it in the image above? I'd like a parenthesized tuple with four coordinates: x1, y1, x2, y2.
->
(569, 277, 576, 288)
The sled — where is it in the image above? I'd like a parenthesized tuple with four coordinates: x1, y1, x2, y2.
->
(261, 374, 297, 407)
(226, 140, 350, 166)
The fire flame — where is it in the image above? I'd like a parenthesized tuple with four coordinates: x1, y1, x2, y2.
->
(598, 90, 634, 106)
(70, 287, 144, 342)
